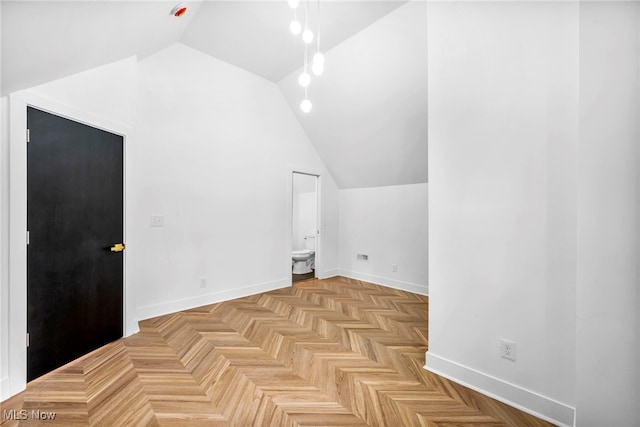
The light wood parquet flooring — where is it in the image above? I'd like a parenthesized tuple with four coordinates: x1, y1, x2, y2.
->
(1, 277, 554, 426)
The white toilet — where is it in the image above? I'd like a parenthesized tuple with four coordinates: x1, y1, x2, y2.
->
(292, 235, 316, 274)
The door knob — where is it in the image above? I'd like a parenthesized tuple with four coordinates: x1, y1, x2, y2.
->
(110, 243, 125, 253)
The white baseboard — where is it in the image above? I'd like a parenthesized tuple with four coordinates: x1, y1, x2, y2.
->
(0, 376, 9, 401)
(337, 269, 429, 295)
(425, 352, 575, 427)
(1, 376, 23, 402)
(318, 268, 341, 279)
(136, 278, 290, 321)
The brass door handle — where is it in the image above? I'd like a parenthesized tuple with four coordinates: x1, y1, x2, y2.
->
(110, 243, 125, 253)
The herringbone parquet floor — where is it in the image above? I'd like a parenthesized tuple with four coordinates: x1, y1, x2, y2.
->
(1, 277, 553, 426)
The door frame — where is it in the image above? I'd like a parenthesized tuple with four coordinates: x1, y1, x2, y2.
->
(4, 90, 135, 399)
(287, 168, 322, 283)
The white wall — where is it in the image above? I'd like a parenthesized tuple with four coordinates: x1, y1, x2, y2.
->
(0, 0, 7, 393)
(293, 192, 317, 251)
(0, 94, 8, 396)
(292, 172, 318, 251)
(131, 43, 339, 320)
(576, 3, 640, 426)
(0, 42, 341, 400)
(338, 183, 428, 295)
(427, 2, 640, 426)
(426, 2, 578, 426)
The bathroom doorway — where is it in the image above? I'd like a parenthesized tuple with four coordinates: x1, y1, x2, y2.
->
(292, 172, 319, 283)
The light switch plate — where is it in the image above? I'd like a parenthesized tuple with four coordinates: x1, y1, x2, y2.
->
(151, 215, 164, 227)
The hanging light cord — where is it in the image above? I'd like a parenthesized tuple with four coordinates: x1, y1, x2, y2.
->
(316, 0, 320, 54)
(303, 0, 309, 96)
(304, 0, 309, 36)
(303, 34, 308, 74)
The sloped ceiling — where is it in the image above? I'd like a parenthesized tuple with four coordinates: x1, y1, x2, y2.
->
(279, 1, 427, 188)
(181, 1, 407, 82)
(0, 1, 203, 95)
(1, 0, 427, 189)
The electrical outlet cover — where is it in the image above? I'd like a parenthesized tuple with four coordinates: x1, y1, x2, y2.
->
(500, 339, 516, 361)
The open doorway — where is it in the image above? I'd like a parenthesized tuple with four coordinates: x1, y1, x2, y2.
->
(291, 172, 318, 283)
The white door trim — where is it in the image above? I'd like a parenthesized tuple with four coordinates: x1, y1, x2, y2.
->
(3, 90, 135, 400)
(288, 168, 322, 283)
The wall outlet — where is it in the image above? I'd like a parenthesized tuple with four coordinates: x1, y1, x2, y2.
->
(151, 215, 165, 227)
(357, 253, 368, 261)
(200, 278, 207, 288)
(392, 264, 398, 272)
(500, 338, 516, 361)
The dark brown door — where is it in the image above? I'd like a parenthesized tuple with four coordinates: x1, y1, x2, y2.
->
(27, 107, 124, 381)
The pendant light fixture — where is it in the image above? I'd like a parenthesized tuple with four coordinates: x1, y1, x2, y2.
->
(289, 0, 301, 35)
(298, 7, 311, 89)
(311, 0, 324, 76)
(301, 97, 312, 113)
(302, 29, 314, 44)
(290, 17, 302, 34)
(288, 0, 324, 113)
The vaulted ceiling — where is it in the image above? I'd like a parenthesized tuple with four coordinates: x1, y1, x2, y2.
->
(1, 0, 427, 188)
